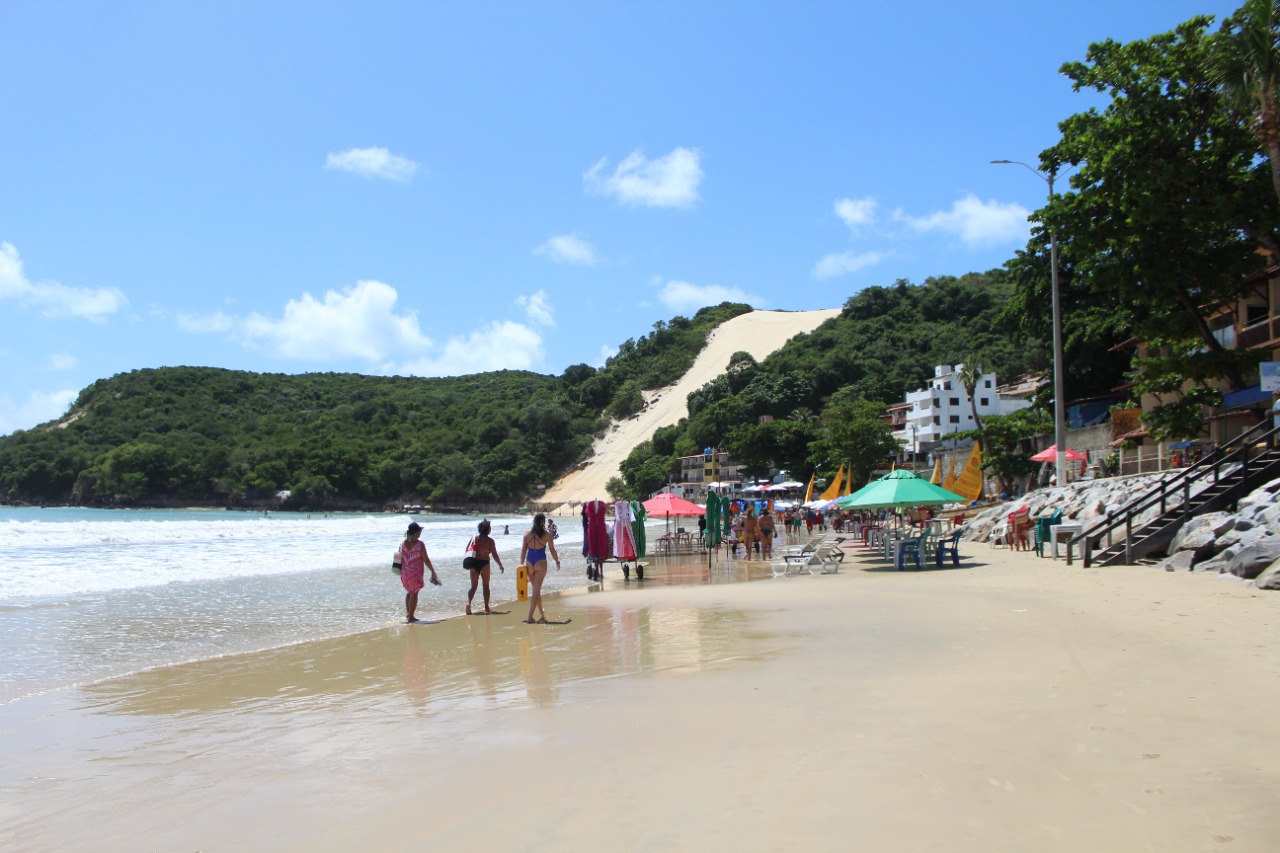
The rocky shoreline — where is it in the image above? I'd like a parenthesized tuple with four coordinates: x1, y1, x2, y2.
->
(962, 471, 1280, 591)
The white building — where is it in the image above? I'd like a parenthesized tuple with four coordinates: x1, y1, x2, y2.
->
(892, 364, 1033, 451)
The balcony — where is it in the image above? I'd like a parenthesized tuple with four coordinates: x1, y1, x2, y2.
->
(1237, 317, 1277, 350)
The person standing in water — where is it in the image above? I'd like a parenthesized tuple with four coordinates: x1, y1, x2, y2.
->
(520, 513, 560, 623)
(465, 519, 505, 615)
(399, 522, 439, 623)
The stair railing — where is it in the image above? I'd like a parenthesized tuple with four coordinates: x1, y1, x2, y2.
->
(1068, 418, 1280, 567)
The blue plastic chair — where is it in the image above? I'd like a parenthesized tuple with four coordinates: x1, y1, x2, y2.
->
(936, 530, 963, 567)
(896, 536, 923, 571)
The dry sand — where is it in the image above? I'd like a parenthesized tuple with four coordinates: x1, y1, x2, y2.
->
(3, 542, 1279, 852)
(539, 308, 841, 511)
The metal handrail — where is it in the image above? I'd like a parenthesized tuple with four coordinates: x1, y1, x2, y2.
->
(1067, 418, 1280, 566)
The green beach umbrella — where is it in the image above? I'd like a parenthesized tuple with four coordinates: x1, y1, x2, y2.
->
(833, 469, 966, 510)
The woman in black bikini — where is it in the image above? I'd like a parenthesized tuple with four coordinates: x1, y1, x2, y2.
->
(465, 519, 505, 614)
(520, 513, 560, 623)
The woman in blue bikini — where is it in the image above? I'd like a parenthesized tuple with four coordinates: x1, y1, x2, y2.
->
(521, 513, 560, 623)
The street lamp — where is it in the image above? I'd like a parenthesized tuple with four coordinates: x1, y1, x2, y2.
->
(991, 159, 1067, 488)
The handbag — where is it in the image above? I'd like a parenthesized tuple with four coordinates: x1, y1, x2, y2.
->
(392, 546, 402, 575)
(463, 537, 477, 570)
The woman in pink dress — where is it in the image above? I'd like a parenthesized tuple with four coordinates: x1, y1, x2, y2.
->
(399, 522, 439, 623)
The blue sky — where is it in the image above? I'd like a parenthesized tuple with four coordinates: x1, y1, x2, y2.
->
(0, 0, 1241, 434)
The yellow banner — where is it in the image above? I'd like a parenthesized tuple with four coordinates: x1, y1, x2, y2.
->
(930, 456, 942, 484)
(952, 445, 984, 502)
(942, 455, 957, 491)
(802, 473, 814, 503)
(817, 464, 844, 502)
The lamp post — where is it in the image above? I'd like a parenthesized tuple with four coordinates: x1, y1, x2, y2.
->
(992, 159, 1067, 488)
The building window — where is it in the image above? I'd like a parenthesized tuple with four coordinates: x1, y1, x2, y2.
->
(979, 397, 989, 406)
(949, 415, 960, 424)
(984, 379, 992, 388)
(943, 382, 952, 390)
(950, 397, 960, 406)
(933, 416, 941, 425)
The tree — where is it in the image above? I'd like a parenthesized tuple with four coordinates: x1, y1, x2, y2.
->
(809, 399, 900, 486)
(1027, 17, 1277, 432)
(1214, 0, 1280, 218)
(956, 361, 986, 450)
(957, 409, 1053, 496)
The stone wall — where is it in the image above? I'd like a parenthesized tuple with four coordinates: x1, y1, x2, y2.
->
(964, 471, 1280, 591)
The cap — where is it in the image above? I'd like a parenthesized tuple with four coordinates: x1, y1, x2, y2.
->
(407, 522, 423, 534)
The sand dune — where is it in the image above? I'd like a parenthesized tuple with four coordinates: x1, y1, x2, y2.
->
(538, 308, 840, 511)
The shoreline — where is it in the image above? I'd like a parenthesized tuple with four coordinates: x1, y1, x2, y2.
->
(3, 544, 1278, 851)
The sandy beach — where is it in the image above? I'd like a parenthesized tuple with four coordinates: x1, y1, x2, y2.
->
(2, 540, 1278, 852)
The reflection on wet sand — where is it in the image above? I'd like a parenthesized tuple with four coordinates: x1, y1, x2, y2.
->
(79, 558, 786, 720)
(2, 557, 794, 851)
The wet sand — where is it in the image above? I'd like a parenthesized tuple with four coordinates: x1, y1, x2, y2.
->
(2, 541, 1278, 852)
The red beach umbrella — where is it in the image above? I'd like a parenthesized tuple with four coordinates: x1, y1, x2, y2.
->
(1029, 444, 1087, 463)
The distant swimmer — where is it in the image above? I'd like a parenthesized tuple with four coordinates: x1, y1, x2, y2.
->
(520, 514, 560, 624)
(398, 522, 440, 623)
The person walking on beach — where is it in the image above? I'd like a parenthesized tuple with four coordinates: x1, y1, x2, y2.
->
(742, 506, 759, 558)
(399, 522, 439, 623)
(465, 519, 505, 615)
(758, 509, 776, 559)
(521, 513, 560, 623)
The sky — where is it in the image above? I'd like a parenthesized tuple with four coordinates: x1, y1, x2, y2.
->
(0, 0, 1243, 435)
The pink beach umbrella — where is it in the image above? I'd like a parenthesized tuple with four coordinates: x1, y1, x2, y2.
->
(642, 493, 706, 517)
(1029, 444, 1087, 463)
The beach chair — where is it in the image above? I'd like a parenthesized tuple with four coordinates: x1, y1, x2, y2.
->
(773, 543, 844, 576)
(1033, 509, 1062, 557)
(1007, 508, 1032, 551)
(935, 530, 964, 567)
(896, 536, 923, 571)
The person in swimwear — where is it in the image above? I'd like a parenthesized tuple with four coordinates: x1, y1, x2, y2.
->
(465, 519, 505, 614)
(520, 513, 560, 623)
(398, 522, 439, 623)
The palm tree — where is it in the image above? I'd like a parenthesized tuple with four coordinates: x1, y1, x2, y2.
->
(1213, 0, 1280, 205)
(956, 361, 985, 452)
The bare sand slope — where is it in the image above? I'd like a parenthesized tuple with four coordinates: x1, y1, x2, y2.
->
(539, 308, 840, 510)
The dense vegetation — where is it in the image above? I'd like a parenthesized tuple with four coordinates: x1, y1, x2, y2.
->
(0, 304, 751, 509)
(608, 270, 1117, 498)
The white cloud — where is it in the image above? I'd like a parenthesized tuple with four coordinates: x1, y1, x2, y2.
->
(895, 194, 1031, 247)
(812, 250, 884, 280)
(0, 387, 78, 435)
(595, 344, 618, 368)
(584, 147, 702, 208)
(0, 242, 127, 322)
(835, 197, 877, 231)
(181, 280, 431, 361)
(179, 280, 554, 376)
(399, 320, 545, 376)
(657, 279, 762, 312)
(325, 146, 421, 183)
(534, 234, 599, 266)
(517, 290, 555, 327)
(47, 352, 77, 371)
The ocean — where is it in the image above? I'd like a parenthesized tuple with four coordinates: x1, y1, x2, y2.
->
(0, 507, 603, 705)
